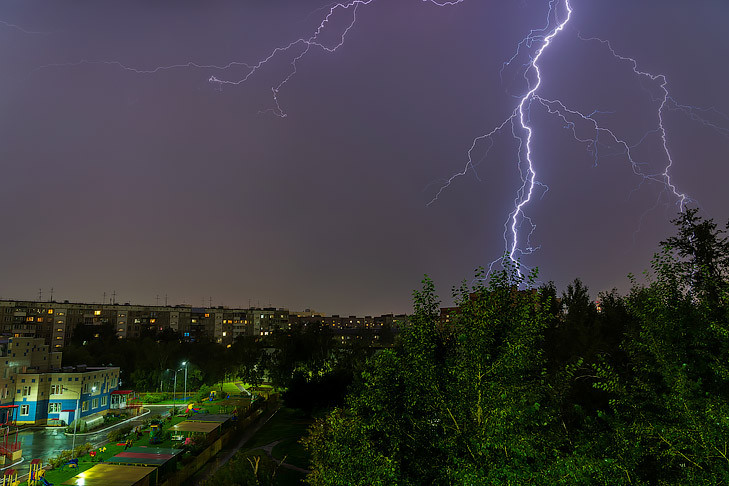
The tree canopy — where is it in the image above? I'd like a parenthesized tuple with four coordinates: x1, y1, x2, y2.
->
(304, 210, 729, 485)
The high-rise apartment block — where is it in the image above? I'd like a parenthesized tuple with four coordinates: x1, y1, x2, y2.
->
(0, 300, 406, 347)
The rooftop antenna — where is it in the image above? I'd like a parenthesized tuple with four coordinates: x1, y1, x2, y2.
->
(165, 294, 168, 306)
(38, 288, 43, 301)
(209, 297, 212, 307)
(112, 290, 116, 305)
(50, 287, 54, 302)
(156, 295, 160, 306)
(103, 292, 106, 305)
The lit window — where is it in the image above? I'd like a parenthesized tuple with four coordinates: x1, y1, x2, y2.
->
(150, 319, 156, 324)
(55, 337, 62, 340)
(222, 332, 227, 337)
(48, 309, 54, 315)
(48, 403, 61, 413)
(20, 405, 29, 416)
(94, 310, 101, 316)
(37, 317, 43, 322)
(26, 317, 33, 322)
(204, 313, 210, 318)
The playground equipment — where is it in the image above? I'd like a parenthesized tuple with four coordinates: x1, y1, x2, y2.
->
(1, 468, 18, 486)
(65, 458, 78, 469)
(29, 459, 45, 486)
(208, 390, 217, 401)
(0, 405, 21, 462)
(149, 423, 163, 445)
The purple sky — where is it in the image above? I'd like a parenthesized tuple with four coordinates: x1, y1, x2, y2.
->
(1, 0, 727, 316)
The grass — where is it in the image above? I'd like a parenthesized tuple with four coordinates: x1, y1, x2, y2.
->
(246, 408, 310, 450)
(272, 438, 309, 470)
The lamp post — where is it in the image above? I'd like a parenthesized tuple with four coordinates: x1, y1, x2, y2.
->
(63, 386, 81, 454)
(182, 361, 188, 410)
(172, 369, 179, 415)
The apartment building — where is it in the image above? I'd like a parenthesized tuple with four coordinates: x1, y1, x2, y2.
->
(0, 337, 120, 426)
(0, 300, 403, 347)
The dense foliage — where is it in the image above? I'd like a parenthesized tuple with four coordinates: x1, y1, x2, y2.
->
(303, 210, 729, 485)
(62, 314, 375, 403)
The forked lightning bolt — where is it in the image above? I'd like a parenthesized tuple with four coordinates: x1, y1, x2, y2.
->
(32, 0, 729, 276)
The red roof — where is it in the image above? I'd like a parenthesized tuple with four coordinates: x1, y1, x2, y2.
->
(111, 390, 135, 395)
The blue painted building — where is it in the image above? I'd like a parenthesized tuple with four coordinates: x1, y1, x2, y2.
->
(14, 366, 120, 426)
(0, 337, 120, 426)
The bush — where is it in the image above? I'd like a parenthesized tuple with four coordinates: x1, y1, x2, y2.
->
(195, 385, 213, 403)
(107, 424, 133, 442)
(142, 392, 169, 404)
(47, 442, 93, 469)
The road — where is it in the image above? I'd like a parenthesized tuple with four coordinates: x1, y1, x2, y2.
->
(4, 405, 171, 476)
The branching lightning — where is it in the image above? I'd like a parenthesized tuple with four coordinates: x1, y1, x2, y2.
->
(30, 0, 729, 277)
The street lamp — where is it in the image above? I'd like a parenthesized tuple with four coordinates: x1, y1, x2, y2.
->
(64, 385, 92, 455)
(172, 368, 181, 415)
(182, 361, 188, 410)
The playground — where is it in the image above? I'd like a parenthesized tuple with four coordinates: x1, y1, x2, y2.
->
(0, 385, 271, 486)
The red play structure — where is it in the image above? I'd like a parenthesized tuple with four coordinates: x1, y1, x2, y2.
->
(0, 405, 21, 457)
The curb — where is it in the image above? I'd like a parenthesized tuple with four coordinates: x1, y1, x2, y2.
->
(62, 408, 151, 437)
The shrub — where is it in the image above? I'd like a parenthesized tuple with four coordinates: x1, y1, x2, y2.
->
(142, 392, 168, 404)
(195, 385, 213, 403)
(107, 425, 133, 442)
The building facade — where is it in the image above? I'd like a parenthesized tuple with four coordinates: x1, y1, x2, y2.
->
(0, 337, 119, 426)
(0, 300, 405, 348)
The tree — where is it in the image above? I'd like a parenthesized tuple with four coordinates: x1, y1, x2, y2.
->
(587, 210, 729, 483)
(661, 207, 729, 305)
(305, 266, 633, 484)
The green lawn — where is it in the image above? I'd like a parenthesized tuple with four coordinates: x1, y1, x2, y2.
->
(272, 438, 309, 470)
(245, 408, 311, 450)
(244, 406, 312, 483)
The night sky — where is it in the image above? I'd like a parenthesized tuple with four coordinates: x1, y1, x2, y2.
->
(1, 0, 727, 316)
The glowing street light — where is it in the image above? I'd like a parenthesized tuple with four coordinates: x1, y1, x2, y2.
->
(182, 361, 188, 411)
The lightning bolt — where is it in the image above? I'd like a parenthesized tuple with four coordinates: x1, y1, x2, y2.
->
(430, 1, 728, 276)
(30, 0, 729, 279)
(0, 19, 52, 36)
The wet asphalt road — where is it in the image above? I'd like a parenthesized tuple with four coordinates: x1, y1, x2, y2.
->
(5, 406, 170, 476)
